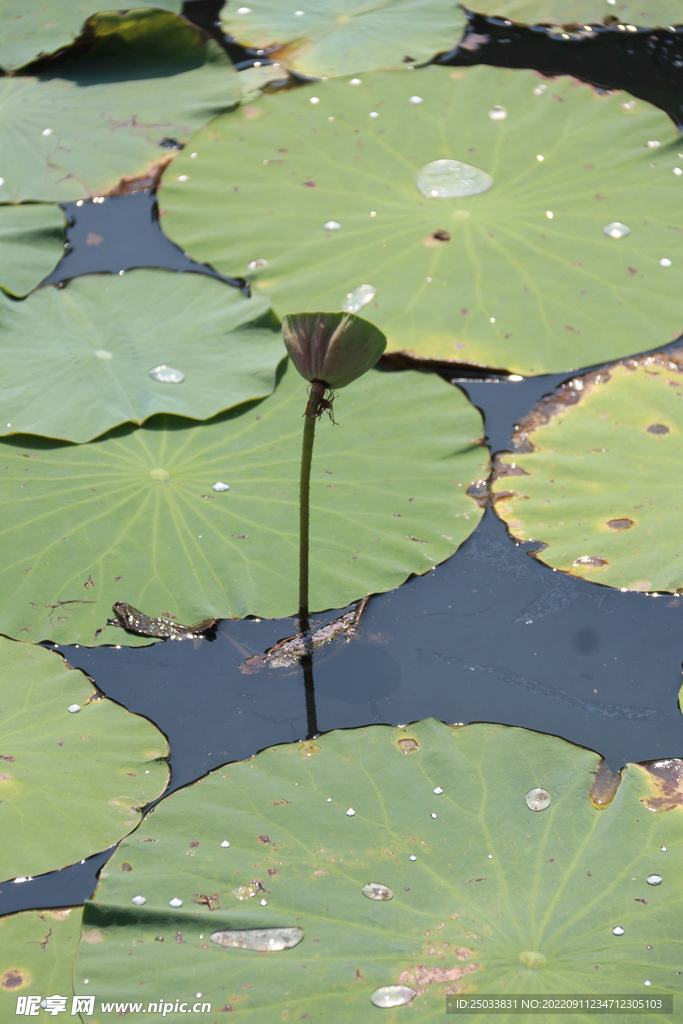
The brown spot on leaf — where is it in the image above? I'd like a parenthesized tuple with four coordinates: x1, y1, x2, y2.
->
(423, 229, 452, 246)
(647, 423, 670, 434)
(81, 929, 105, 944)
(397, 737, 420, 753)
(573, 556, 609, 569)
(638, 758, 683, 812)
(606, 518, 634, 531)
(398, 959, 479, 997)
(121, 862, 133, 872)
(1, 970, 29, 990)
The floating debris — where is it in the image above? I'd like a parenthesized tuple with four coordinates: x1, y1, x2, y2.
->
(239, 597, 368, 672)
(107, 602, 218, 640)
(148, 365, 184, 384)
(362, 882, 393, 900)
(525, 787, 551, 811)
(415, 159, 493, 198)
(210, 926, 304, 951)
(370, 985, 416, 1008)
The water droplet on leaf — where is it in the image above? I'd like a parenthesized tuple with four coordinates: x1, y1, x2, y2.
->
(67, 704, 81, 713)
(211, 926, 304, 951)
(415, 159, 493, 198)
(646, 874, 662, 885)
(212, 482, 230, 492)
(524, 787, 551, 811)
(169, 898, 183, 907)
(603, 222, 630, 238)
(370, 985, 416, 1008)
(323, 220, 341, 230)
(613, 926, 625, 935)
(341, 284, 376, 312)
(131, 895, 146, 905)
(488, 105, 507, 120)
(362, 882, 393, 900)
(149, 365, 184, 384)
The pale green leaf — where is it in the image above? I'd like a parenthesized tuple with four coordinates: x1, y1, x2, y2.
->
(0, 204, 64, 298)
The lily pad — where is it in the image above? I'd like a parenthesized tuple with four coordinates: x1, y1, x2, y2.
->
(0, 10, 241, 203)
(0, 204, 64, 297)
(221, 1, 466, 78)
(0, 364, 486, 646)
(0, 637, 168, 881)
(75, 719, 683, 1020)
(160, 65, 683, 376)
(0, 270, 284, 443)
(477, 0, 683, 28)
(0, 908, 81, 1012)
(0, 2, 183, 71)
(492, 349, 683, 592)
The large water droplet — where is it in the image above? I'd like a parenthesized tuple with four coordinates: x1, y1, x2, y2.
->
(349, 78, 362, 85)
(149, 365, 184, 384)
(524, 787, 551, 811)
(646, 140, 661, 148)
(409, 96, 423, 104)
(362, 882, 393, 900)
(131, 895, 146, 906)
(220, 840, 230, 848)
(341, 284, 376, 313)
(169, 897, 183, 907)
(346, 807, 356, 816)
(603, 222, 630, 238)
(660, 258, 672, 267)
(211, 926, 304, 951)
(67, 704, 81, 713)
(323, 220, 341, 230)
(646, 874, 663, 885)
(488, 105, 507, 120)
(212, 482, 230, 492)
(415, 159, 493, 198)
(533, 84, 548, 96)
(433, 786, 443, 794)
(370, 986, 416, 1008)
(613, 926, 625, 935)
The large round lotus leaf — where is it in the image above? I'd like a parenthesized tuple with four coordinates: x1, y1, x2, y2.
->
(0, 638, 168, 881)
(0, 12, 241, 203)
(0, 908, 81, 1010)
(160, 66, 683, 376)
(221, 1, 466, 78)
(74, 720, 682, 1021)
(492, 350, 683, 592)
(475, 0, 683, 28)
(0, 364, 486, 646)
(0, 270, 284, 443)
(0, 204, 64, 298)
(0, 2, 183, 71)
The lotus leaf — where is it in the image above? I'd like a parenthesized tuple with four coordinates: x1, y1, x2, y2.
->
(0, 637, 168, 881)
(0, 204, 64, 297)
(492, 350, 683, 592)
(160, 66, 683, 376)
(0, 908, 81, 1012)
(75, 719, 682, 1021)
(221, 1, 466, 78)
(478, 0, 683, 28)
(0, 11, 241, 203)
(0, 364, 486, 646)
(0, 2, 183, 71)
(0, 270, 284, 443)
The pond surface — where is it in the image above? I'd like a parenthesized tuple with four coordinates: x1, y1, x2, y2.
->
(2, 7, 683, 917)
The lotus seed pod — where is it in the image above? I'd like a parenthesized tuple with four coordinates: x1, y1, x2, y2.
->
(282, 311, 387, 390)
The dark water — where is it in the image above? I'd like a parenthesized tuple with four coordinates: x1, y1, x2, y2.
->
(3, 9, 683, 916)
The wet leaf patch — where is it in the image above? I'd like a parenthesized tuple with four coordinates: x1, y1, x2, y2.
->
(75, 720, 683, 1018)
(492, 348, 683, 591)
(0, 638, 168, 881)
(0, 363, 487, 645)
(161, 65, 683, 375)
(0, 270, 284, 442)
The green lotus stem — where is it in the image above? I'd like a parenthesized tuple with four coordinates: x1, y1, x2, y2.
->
(298, 383, 324, 625)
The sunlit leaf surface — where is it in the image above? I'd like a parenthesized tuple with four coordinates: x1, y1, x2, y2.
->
(0, 638, 168, 881)
(221, 0, 466, 78)
(0, 364, 486, 645)
(160, 66, 683, 375)
(76, 720, 682, 1021)
(479, 0, 683, 28)
(0, 204, 64, 297)
(0, 270, 284, 442)
(0, 908, 81, 1010)
(492, 349, 683, 591)
(0, 11, 240, 203)
(0, 1, 182, 71)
